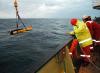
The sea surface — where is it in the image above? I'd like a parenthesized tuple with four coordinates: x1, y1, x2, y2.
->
(0, 19, 72, 73)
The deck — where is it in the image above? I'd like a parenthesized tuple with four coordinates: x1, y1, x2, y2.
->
(78, 45, 100, 73)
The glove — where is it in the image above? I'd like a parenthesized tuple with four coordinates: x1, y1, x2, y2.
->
(69, 31, 75, 35)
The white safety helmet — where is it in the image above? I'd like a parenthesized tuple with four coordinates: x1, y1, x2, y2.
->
(82, 15, 91, 20)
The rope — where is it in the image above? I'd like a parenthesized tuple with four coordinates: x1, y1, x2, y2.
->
(63, 60, 66, 73)
(18, 15, 26, 28)
(14, 0, 26, 28)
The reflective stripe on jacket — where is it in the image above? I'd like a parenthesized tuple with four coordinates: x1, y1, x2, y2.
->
(73, 20, 93, 47)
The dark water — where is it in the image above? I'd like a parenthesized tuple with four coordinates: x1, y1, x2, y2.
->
(0, 19, 72, 73)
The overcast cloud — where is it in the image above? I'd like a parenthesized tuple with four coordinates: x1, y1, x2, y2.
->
(0, 0, 100, 18)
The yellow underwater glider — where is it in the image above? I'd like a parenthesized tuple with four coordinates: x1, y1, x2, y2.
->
(10, 0, 32, 35)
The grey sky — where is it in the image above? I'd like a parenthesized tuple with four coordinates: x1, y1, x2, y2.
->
(0, 0, 100, 18)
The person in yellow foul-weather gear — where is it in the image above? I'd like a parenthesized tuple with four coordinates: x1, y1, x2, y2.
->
(69, 18, 93, 64)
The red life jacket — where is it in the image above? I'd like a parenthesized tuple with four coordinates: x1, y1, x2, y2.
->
(86, 21, 100, 45)
(86, 21, 94, 38)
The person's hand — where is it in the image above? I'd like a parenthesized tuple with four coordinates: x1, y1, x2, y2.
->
(69, 31, 75, 35)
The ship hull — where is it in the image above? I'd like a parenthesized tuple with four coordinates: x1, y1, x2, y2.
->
(35, 40, 75, 73)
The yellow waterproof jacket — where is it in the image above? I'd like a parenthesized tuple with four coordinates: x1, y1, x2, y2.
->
(73, 20, 93, 47)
